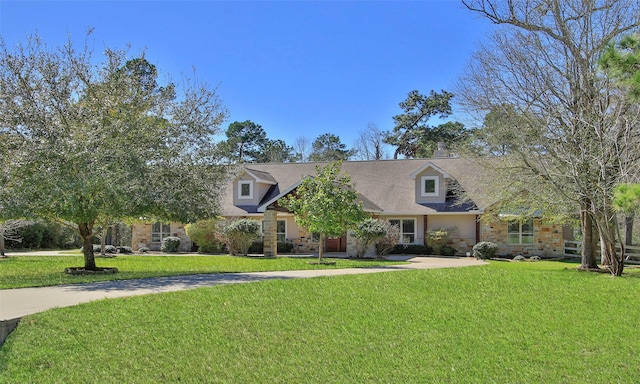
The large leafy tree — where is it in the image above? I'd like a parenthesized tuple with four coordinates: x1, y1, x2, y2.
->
(217, 120, 267, 163)
(281, 162, 367, 263)
(254, 139, 298, 163)
(0, 33, 228, 270)
(218, 121, 297, 163)
(384, 90, 468, 159)
(459, 0, 640, 275)
(468, 104, 542, 156)
(308, 133, 355, 162)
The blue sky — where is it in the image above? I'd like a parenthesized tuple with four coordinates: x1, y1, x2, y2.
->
(0, 1, 491, 151)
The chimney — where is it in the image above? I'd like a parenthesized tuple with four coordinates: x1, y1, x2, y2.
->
(433, 142, 449, 158)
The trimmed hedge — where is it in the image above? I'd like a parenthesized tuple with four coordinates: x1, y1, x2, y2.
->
(390, 244, 434, 255)
(439, 245, 457, 256)
(116, 246, 133, 254)
(248, 241, 295, 254)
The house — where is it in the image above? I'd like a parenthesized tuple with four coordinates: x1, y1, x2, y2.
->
(131, 155, 572, 257)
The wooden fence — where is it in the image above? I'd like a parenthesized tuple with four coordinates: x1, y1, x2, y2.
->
(563, 241, 640, 264)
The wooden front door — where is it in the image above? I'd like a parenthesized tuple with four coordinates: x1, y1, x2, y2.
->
(325, 236, 346, 252)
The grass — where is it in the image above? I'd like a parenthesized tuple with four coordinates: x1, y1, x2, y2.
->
(0, 254, 404, 289)
(2, 261, 640, 383)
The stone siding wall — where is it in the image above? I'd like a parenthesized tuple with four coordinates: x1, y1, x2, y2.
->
(290, 226, 320, 254)
(131, 222, 192, 252)
(480, 219, 565, 257)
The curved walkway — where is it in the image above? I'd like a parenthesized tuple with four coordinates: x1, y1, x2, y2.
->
(0, 256, 486, 344)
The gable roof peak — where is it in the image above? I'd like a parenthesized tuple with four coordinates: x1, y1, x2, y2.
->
(409, 162, 451, 180)
(239, 168, 277, 185)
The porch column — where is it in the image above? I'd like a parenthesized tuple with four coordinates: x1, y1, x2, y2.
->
(423, 215, 429, 245)
(263, 208, 278, 257)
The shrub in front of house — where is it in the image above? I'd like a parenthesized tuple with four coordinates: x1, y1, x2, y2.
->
(92, 244, 116, 254)
(390, 244, 434, 255)
(354, 218, 389, 258)
(439, 245, 457, 256)
(427, 227, 459, 256)
(374, 221, 401, 257)
(248, 241, 294, 254)
(161, 236, 181, 253)
(513, 255, 525, 261)
(196, 242, 225, 254)
(138, 246, 150, 254)
(473, 241, 499, 259)
(216, 218, 261, 256)
(185, 219, 225, 254)
(116, 246, 133, 254)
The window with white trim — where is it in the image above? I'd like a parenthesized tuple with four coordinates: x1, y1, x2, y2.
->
(389, 219, 416, 244)
(151, 222, 171, 243)
(262, 220, 286, 243)
(507, 219, 534, 245)
(238, 180, 253, 199)
(421, 176, 439, 197)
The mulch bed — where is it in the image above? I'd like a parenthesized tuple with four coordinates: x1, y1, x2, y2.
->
(64, 267, 119, 275)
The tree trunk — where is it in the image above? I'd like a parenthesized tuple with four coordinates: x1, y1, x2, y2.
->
(602, 231, 624, 276)
(580, 208, 598, 270)
(596, 210, 624, 277)
(100, 227, 107, 256)
(625, 214, 634, 246)
(318, 233, 324, 263)
(78, 222, 97, 270)
(0, 235, 5, 257)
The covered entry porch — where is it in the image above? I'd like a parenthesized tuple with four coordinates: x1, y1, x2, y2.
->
(261, 207, 356, 257)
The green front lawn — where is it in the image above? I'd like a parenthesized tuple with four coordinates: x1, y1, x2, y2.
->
(0, 255, 405, 289)
(2, 261, 640, 383)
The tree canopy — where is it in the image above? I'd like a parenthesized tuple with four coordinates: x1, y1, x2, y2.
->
(308, 133, 355, 162)
(217, 120, 267, 163)
(0, 32, 229, 269)
(384, 90, 468, 159)
(613, 184, 640, 214)
(600, 33, 640, 99)
(217, 120, 297, 163)
(253, 139, 298, 163)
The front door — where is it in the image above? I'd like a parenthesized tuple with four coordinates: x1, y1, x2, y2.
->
(325, 236, 346, 252)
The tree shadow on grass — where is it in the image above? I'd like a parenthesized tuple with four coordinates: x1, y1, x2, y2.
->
(62, 273, 289, 293)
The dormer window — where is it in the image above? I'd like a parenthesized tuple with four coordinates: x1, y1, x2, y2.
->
(238, 180, 253, 199)
(421, 176, 439, 197)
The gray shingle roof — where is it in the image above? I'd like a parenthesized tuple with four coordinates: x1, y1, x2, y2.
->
(221, 158, 487, 216)
(243, 168, 277, 184)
